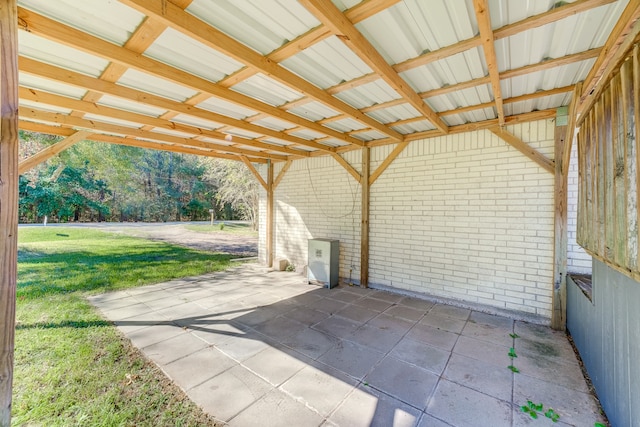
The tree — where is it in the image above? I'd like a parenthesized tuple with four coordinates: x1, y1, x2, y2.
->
(200, 159, 259, 229)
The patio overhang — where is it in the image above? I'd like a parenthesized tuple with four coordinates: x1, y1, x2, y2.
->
(2, 0, 640, 424)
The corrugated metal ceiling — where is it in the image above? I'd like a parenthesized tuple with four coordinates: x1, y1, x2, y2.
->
(15, 0, 635, 163)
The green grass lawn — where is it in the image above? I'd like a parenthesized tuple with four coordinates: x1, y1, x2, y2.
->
(185, 222, 257, 236)
(14, 227, 233, 426)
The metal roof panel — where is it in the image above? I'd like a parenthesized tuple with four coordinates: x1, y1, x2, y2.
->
(116, 69, 198, 102)
(19, 0, 144, 46)
(19, 31, 109, 78)
(282, 36, 373, 89)
(19, 74, 88, 99)
(187, 0, 319, 56)
(231, 73, 303, 107)
(144, 28, 244, 83)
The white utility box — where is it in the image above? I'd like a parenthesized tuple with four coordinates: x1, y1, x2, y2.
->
(308, 239, 339, 288)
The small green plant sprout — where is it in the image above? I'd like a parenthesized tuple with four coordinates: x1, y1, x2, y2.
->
(545, 408, 560, 423)
(522, 401, 543, 419)
(521, 401, 561, 422)
(510, 333, 520, 339)
(508, 347, 518, 358)
(507, 365, 520, 373)
(285, 262, 296, 272)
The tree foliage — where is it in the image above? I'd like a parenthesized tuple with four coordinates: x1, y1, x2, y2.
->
(18, 131, 259, 224)
(200, 158, 260, 229)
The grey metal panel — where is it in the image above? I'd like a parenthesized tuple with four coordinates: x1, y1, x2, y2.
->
(567, 259, 640, 427)
(308, 239, 339, 288)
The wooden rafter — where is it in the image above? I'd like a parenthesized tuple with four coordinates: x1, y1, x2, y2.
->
(19, 130, 92, 174)
(489, 126, 555, 173)
(361, 48, 599, 116)
(577, 0, 640, 123)
(299, 0, 449, 134)
(327, 0, 612, 95)
(19, 87, 308, 158)
(20, 107, 289, 161)
(17, 7, 366, 148)
(474, 0, 505, 125)
(18, 120, 268, 163)
(217, 0, 401, 87)
(384, 85, 576, 126)
(19, 57, 333, 154)
(121, 0, 402, 142)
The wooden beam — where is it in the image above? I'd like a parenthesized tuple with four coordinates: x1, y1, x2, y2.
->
(121, 0, 401, 143)
(18, 120, 269, 163)
(563, 83, 582, 179)
(474, 0, 505, 125)
(577, 0, 640, 123)
(489, 126, 555, 174)
(331, 153, 361, 182)
(19, 56, 336, 154)
(400, 109, 557, 143)
(18, 130, 92, 174)
(384, 85, 575, 126)
(266, 160, 274, 268)
(299, 0, 449, 134)
(17, 7, 365, 147)
(494, 0, 616, 40)
(19, 107, 289, 161)
(360, 147, 370, 288)
(19, 87, 308, 158)
(273, 160, 292, 189)
(502, 48, 603, 81)
(552, 119, 569, 331)
(0, 0, 18, 424)
(340, 0, 612, 91)
(218, 0, 399, 87)
(363, 48, 597, 117)
(240, 155, 268, 190)
(370, 140, 411, 185)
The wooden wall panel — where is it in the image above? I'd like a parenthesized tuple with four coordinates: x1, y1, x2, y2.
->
(577, 43, 640, 279)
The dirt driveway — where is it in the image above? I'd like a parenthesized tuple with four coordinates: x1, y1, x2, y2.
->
(28, 222, 258, 257)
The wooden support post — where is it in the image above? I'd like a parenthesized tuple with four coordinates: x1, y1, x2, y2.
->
(360, 147, 370, 288)
(552, 109, 569, 330)
(0, 0, 19, 424)
(266, 160, 274, 268)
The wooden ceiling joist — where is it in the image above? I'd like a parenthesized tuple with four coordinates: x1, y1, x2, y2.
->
(18, 120, 269, 163)
(473, 0, 505, 125)
(384, 85, 576, 127)
(577, 0, 640, 123)
(19, 57, 335, 154)
(299, 0, 449, 134)
(17, 6, 366, 148)
(19, 87, 309, 158)
(361, 49, 599, 116)
(20, 107, 289, 161)
(12, 0, 629, 164)
(120, 0, 403, 143)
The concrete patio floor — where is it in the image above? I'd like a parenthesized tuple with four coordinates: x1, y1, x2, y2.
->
(89, 264, 606, 427)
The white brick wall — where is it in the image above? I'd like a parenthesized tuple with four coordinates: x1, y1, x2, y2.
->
(567, 139, 592, 274)
(259, 119, 558, 320)
(259, 153, 363, 279)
